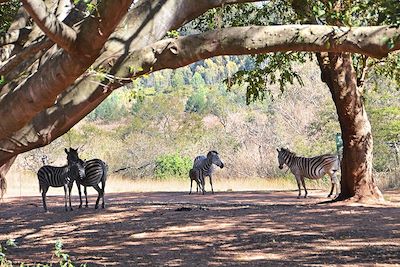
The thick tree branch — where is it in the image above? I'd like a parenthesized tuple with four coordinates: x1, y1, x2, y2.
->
(115, 25, 400, 79)
(0, 0, 132, 141)
(0, 29, 23, 47)
(21, 0, 77, 54)
(0, 38, 52, 77)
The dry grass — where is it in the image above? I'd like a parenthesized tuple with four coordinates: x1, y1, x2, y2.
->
(2, 170, 318, 199)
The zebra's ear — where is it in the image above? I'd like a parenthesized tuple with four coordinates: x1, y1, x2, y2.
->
(276, 148, 280, 152)
(65, 148, 69, 154)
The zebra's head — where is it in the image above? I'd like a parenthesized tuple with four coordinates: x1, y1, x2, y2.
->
(277, 148, 292, 169)
(65, 148, 85, 180)
(207, 150, 224, 169)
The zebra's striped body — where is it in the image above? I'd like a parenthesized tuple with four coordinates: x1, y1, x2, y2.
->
(277, 148, 340, 198)
(192, 151, 224, 194)
(76, 159, 107, 209)
(38, 148, 85, 212)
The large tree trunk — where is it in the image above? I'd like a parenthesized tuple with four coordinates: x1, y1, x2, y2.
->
(317, 52, 384, 203)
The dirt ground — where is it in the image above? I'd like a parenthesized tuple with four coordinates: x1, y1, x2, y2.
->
(1, 190, 400, 266)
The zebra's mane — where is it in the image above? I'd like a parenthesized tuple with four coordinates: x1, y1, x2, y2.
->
(281, 148, 296, 156)
(209, 150, 218, 155)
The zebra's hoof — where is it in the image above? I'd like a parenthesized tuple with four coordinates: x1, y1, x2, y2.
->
(297, 196, 301, 199)
(95, 205, 99, 209)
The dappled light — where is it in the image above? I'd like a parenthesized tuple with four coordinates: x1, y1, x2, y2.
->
(1, 190, 399, 265)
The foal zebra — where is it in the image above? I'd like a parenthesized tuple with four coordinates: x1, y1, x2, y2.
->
(75, 159, 108, 209)
(277, 148, 340, 198)
(38, 148, 85, 212)
(189, 168, 204, 195)
(192, 151, 224, 194)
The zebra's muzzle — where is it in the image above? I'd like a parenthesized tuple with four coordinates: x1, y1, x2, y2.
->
(220, 163, 224, 169)
(279, 165, 283, 169)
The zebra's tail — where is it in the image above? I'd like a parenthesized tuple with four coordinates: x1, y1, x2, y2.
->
(101, 161, 108, 182)
(39, 183, 42, 193)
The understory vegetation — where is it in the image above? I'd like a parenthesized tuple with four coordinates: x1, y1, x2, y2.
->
(13, 56, 400, 190)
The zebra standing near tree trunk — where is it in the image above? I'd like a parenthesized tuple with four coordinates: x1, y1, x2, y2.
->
(193, 151, 224, 194)
(277, 148, 340, 198)
(76, 158, 108, 209)
(38, 148, 85, 212)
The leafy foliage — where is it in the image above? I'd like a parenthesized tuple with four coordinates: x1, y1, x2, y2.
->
(0, 239, 85, 267)
(154, 154, 192, 179)
(0, 0, 20, 33)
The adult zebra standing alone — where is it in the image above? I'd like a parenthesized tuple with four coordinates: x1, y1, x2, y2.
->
(277, 148, 340, 198)
(38, 148, 85, 212)
(193, 151, 224, 194)
(76, 158, 108, 209)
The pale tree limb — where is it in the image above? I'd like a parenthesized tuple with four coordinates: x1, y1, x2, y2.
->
(0, 0, 133, 140)
(115, 25, 400, 79)
(0, 29, 24, 47)
(0, 1, 90, 78)
(21, 0, 77, 54)
(8, 6, 30, 32)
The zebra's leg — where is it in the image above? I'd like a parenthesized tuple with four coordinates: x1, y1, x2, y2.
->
(68, 183, 74, 211)
(93, 184, 102, 209)
(209, 174, 214, 194)
(332, 172, 340, 197)
(328, 174, 337, 197)
(335, 181, 340, 197)
(295, 176, 302, 198)
(328, 182, 335, 198)
(201, 175, 206, 195)
(101, 179, 106, 209)
(300, 177, 308, 198)
(41, 186, 49, 212)
(197, 175, 203, 194)
(189, 179, 193, 195)
(77, 182, 83, 208)
(84, 186, 88, 208)
(63, 184, 68, 211)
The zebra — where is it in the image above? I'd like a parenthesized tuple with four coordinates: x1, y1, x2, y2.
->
(75, 158, 108, 209)
(38, 148, 85, 212)
(189, 168, 204, 195)
(277, 148, 340, 198)
(193, 150, 224, 194)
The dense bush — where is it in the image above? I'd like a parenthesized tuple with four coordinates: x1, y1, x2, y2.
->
(154, 154, 192, 179)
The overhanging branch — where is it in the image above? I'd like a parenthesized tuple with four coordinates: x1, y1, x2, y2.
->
(21, 0, 77, 54)
(115, 25, 400, 80)
(0, 0, 132, 141)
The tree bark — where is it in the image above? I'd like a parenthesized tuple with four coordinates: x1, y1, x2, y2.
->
(317, 52, 384, 203)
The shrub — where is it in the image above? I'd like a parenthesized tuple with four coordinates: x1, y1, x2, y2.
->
(154, 154, 192, 179)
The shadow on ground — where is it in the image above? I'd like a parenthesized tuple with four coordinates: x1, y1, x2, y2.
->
(1, 190, 399, 266)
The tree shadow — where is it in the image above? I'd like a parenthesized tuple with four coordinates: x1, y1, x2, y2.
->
(1, 190, 399, 266)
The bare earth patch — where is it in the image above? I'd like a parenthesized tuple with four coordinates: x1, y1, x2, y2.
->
(1, 190, 400, 266)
